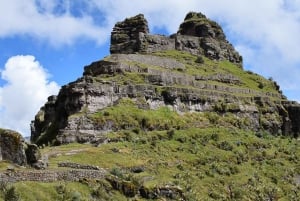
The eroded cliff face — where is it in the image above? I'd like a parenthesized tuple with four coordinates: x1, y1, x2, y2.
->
(31, 12, 300, 145)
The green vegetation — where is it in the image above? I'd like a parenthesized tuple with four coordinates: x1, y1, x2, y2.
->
(90, 98, 258, 132)
(2, 95, 298, 200)
(1, 50, 297, 199)
(1, 127, 298, 200)
(153, 50, 281, 95)
(100, 49, 282, 101)
(0, 181, 104, 201)
(91, 98, 186, 131)
(95, 72, 146, 85)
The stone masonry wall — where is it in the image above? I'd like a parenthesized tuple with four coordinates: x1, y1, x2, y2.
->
(58, 162, 100, 170)
(0, 169, 106, 183)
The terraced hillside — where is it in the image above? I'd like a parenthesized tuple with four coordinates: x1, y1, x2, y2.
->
(31, 13, 300, 146)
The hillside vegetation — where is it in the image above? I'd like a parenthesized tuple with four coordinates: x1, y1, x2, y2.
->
(1, 121, 299, 200)
(2, 51, 299, 200)
(1, 12, 300, 201)
(1, 50, 299, 201)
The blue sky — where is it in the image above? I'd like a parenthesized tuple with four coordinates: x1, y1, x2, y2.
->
(1, 0, 300, 136)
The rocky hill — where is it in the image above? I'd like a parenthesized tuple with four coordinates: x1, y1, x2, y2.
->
(31, 12, 300, 146)
(0, 12, 299, 201)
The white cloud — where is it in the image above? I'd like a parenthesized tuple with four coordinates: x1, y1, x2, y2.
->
(0, 0, 108, 46)
(0, 55, 59, 136)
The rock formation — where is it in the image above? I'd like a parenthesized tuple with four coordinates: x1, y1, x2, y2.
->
(177, 12, 242, 64)
(110, 14, 149, 54)
(0, 129, 27, 165)
(111, 12, 242, 65)
(31, 12, 300, 145)
(0, 129, 42, 167)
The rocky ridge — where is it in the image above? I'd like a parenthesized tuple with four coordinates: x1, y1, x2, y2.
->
(31, 12, 300, 145)
(110, 13, 242, 65)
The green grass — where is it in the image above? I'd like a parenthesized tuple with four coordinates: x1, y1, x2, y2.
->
(153, 50, 282, 96)
(0, 161, 15, 171)
(95, 72, 147, 85)
(11, 182, 93, 201)
(8, 49, 297, 200)
(90, 98, 188, 131)
(2, 125, 299, 200)
(31, 127, 299, 200)
(101, 50, 283, 104)
(89, 97, 286, 135)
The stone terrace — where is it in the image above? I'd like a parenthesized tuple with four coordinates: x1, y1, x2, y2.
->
(0, 169, 107, 183)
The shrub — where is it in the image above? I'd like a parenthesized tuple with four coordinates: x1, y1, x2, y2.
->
(258, 82, 265, 89)
(210, 133, 219, 141)
(0, 181, 7, 192)
(69, 191, 81, 201)
(132, 128, 140, 134)
(205, 112, 220, 124)
(4, 186, 20, 201)
(91, 180, 113, 200)
(167, 129, 175, 139)
(91, 186, 111, 201)
(110, 167, 124, 179)
(195, 56, 204, 64)
(217, 141, 233, 151)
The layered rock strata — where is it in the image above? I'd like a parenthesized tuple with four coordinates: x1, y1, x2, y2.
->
(31, 12, 300, 145)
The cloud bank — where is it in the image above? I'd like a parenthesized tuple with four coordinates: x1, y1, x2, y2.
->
(0, 55, 59, 136)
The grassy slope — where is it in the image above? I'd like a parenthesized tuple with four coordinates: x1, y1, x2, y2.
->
(0, 51, 298, 200)
(1, 101, 299, 200)
(152, 50, 281, 95)
(2, 127, 297, 200)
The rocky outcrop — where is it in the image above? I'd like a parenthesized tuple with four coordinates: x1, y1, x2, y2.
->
(31, 12, 300, 145)
(177, 12, 242, 64)
(107, 175, 185, 200)
(0, 129, 27, 165)
(110, 14, 149, 54)
(282, 101, 300, 137)
(0, 129, 42, 167)
(111, 12, 242, 66)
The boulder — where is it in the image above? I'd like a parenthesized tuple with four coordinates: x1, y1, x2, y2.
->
(0, 129, 27, 165)
(0, 128, 42, 167)
(25, 144, 41, 164)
